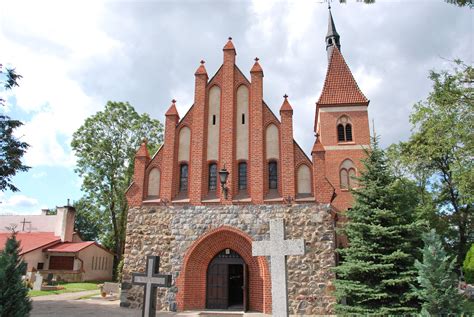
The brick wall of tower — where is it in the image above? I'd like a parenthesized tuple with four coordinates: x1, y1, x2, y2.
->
(317, 108, 370, 211)
(318, 110, 370, 146)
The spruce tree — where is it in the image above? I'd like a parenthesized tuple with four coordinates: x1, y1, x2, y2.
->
(412, 229, 464, 315)
(0, 231, 32, 317)
(334, 137, 423, 314)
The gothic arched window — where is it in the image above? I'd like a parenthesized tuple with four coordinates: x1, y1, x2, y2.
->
(238, 162, 247, 190)
(337, 124, 345, 142)
(208, 163, 217, 192)
(147, 168, 160, 198)
(337, 115, 353, 142)
(179, 163, 188, 192)
(268, 161, 278, 190)
(340, 159, 357, 189)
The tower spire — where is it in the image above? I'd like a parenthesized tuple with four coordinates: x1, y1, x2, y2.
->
(326, 6, 340, 60)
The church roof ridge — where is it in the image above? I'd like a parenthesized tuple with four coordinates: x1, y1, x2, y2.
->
(317, 47, 368, 106)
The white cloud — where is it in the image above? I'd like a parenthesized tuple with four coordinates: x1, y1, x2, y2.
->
(1, 0, 122, 167)
(353, 66, 382, 98)
(0, 194, 40, 214)
(32, 171, 47, 179)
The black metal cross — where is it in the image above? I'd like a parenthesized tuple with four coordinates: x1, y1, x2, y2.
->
(20, 218, 31, 232)
(132, 256, 172, 317)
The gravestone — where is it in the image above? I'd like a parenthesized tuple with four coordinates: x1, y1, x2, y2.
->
(132, 256, 172, 317)
(102, 282, 120, 295)
(32, 272, 43, 291)
(252, 218, 305, 317)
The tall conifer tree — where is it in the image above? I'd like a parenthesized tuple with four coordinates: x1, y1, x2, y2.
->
(412, 229, 464, 315)
(334, 137, 423, 314)
(0, 231, 32, 316)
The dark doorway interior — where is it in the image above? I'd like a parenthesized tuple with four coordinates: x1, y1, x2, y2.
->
(228, 264, 243, 308)
(206, 249, 247, 311)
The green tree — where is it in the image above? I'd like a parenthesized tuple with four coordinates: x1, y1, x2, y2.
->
(464, 244, 474, 283)
(71, 101, 163, 279)
(0, 64, 29, 192)
(412, 229, 464, 315)
(396, 60, 473, 266)
(334, 137, 424, 314)
(0, 230, 32, 316)
(73, 198, 105, 242)
(387, 144, 449, 245)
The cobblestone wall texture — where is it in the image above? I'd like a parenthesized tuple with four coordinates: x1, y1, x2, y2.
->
(121, 203, 336, 315)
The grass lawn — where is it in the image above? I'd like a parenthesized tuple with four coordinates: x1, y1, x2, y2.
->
(28, 281, 101, 297)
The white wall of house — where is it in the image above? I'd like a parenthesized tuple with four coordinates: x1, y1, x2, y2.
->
(78, 245, 114, 281)
(22, 248, 48, 271)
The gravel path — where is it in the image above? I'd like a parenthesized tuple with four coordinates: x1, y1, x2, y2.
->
(31, 291, 265, 317)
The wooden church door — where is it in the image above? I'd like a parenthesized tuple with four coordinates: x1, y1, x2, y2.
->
(206, 262, 229, 309)
(206, 249, 247, 311)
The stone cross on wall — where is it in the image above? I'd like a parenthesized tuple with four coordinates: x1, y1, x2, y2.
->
(132, 256, 172, 317)
(252, 219, 305, 317)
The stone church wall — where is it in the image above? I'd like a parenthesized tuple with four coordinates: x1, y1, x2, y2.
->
(121, 203, 336, 315)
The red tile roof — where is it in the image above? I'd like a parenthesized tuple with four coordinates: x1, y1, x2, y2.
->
(0, 232, 60, 255)
(317, 47, 368, 106)
(45, 241, 95, 253)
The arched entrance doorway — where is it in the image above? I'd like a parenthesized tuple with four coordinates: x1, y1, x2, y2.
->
(206, 249, 247, 310)
(176, 226, 271, 313)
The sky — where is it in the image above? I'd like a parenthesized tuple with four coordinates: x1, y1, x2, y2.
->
(0, 0, 472, 215)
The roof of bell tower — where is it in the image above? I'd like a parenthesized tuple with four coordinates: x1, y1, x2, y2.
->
(317, 47, 368, 106)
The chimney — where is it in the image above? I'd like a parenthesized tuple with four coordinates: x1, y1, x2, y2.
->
(55, 206, 76, 242)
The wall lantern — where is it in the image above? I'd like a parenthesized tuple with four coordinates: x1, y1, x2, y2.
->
(218, 165, 230, 199)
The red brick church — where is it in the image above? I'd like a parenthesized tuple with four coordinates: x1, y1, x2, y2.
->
(122, 9, 370, 315)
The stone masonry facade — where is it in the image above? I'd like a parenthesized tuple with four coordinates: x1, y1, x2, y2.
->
(121, 203, 336, 315)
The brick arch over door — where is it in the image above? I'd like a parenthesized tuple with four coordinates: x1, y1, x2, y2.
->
(176, 226, 272, 313)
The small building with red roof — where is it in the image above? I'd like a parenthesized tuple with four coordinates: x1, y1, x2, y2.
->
(0, 206, 113, 282)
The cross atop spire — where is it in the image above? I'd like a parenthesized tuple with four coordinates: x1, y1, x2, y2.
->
(326, 6, 341, 60)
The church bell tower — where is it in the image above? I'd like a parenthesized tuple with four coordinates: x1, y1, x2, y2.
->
(313, 8, 371, 212)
